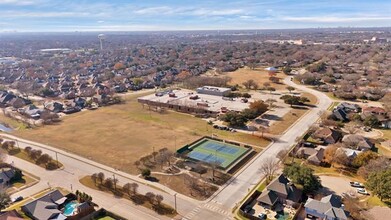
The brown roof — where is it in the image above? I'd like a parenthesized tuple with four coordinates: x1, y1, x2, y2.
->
(0, 210, 24, 220)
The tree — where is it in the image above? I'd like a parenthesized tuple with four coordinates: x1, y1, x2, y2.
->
(209, 160, 222, 178)
(0, 191, 10, 210)
(363, 115, 379, 128)
(283, 163, 322, 193)
(219, 111, 248, 127)
(155, 194, 164, 206)
(259, 157, 279, 182)
(352, 151, 379, 168)
(366, 169, 391, 201)
(283, 66, 292, 75)
(104, 178, 114, 189)
(358, 157, 391, 179)
(242, 79, 258, 90)
(286, 86, 295, 93)
(113, 177, 119, 191)
(97, 172, 105, 185)
(267, 87, 276, 94)
(36, 153, 52, 165)
(91, 173, 98, 186)
(145, 192, 156, 203)
(265, 98, 277, 108)
(249, 100, 268, 115)
(277, 149, 289, 162)
(141, 169, 151, 179)
(130, 183, 139, 195)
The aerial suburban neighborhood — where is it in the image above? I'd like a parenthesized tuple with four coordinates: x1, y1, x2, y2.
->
(0, 1, 391, 220)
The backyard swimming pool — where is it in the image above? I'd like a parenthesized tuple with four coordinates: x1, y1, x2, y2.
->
(63, 201, 78, 216)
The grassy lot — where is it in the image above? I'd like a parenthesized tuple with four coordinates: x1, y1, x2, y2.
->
(80, 176, 177, 217)
(225, 67, 287, 90)
(0, 113, 28, 130)
(268, 92, 317, 135)
(15, 93, 270, 174)
(365, 196, 390, 207)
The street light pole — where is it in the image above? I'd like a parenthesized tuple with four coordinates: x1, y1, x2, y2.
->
(174, 193, 177, 211)
(55, 151, 59, 168)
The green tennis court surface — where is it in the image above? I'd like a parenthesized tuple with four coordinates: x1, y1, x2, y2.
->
(187, 138, 249, 169)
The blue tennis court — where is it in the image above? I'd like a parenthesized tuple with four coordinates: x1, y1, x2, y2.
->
(185, 137, 249, 169)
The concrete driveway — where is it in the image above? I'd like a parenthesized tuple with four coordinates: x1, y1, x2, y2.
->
(319, 175, 355, 196)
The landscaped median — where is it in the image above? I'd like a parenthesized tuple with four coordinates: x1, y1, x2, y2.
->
(79, 175, 177, 218)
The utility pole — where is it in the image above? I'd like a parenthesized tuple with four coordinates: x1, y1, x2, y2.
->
(174, 193, 177, 211)
(55, 152, 59, 168)
(113, 174, 117, 191)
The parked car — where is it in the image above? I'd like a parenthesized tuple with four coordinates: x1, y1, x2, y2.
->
(12, 196, 23, 203)
(258, 213, 267, 219)
(350, 182, 364, 188)
(357, 189, 369, 195)
(243, 205, 252, 213)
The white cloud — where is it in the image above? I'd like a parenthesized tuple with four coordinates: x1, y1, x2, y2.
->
(0, 0, 42, 6)
(280, 15, 391, 23)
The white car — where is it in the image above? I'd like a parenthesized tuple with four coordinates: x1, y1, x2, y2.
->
(357, 189, 369, 195)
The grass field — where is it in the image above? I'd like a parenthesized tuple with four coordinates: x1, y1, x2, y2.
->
(15, 93, 270, 174)
(224, 67, 287, 90)
(187, 138, 249, 169)
(268, 92, 317, 135)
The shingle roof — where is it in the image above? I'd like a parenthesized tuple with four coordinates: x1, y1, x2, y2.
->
(21, 190, 66, 220)
(266, 174, 290, 196)
(257, 190, 279, 206)
(305, 195, 349, 220)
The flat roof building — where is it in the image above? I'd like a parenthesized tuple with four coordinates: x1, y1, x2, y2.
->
(196, 86, 231, 97)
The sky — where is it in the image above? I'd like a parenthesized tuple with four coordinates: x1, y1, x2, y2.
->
(0, 0, 390, 32)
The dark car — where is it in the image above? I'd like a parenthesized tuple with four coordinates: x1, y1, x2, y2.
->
(12, 196, 23, 203)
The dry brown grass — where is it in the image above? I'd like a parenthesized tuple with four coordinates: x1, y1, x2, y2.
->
(152, 173, 218, 201)
(15, 93, 270, 174)
(268, 92, 318, 135)
(224, 67, 287, 90)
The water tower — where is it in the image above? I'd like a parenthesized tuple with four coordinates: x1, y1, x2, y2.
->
(98, 34, 105, 50)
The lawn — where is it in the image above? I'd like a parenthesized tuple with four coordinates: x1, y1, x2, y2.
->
(15, 93, 269, 175)
(224, 67, 288, 90)
(268, 92, 317, 135)
(0, 113, 28, 130)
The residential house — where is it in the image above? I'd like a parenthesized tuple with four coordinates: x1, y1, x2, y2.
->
(22, 105, 43, 119)
(305, 194, 350, 220)
(342, 134, 374, 151)
(296, 147, 325, 166)
(332, 102, 361, 122)
(0, 210, 24, 220)
(307, 148, 325, 165)
(44, 101, 64, 113)
(339, 102, 361, 113)
(312, 128, 342, 144)
(332, 108, 348, 122)
(362, 106, 387, 116)
(257, 174, 302, 209)
(361, 106, 391, 129)
(336, 147, 361, 160)
(0, 168, 15, 189)
(21, 190, 67, 220)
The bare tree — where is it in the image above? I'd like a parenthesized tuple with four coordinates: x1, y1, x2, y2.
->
(97, 172, 105, 185)
(259, 157, 279, 181)
(277, 149, 289, 162)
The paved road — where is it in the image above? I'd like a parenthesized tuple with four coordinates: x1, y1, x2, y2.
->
(2, 133, 233, 220)
(2, 76, 331, 220)
(191, 76, 332, 217)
